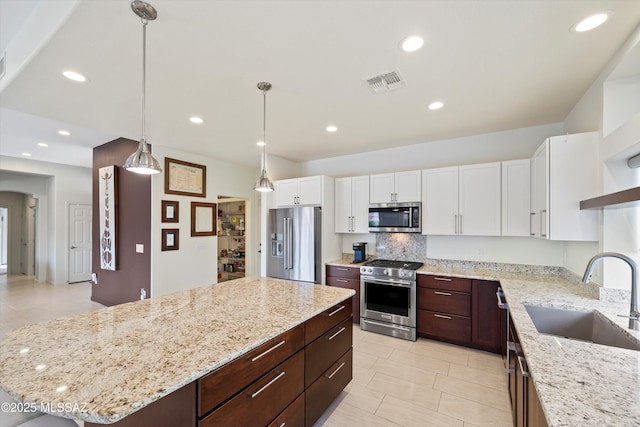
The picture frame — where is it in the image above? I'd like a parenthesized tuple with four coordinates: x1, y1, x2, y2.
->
(191, 202, 217, 236)
(161, 228, 179, 251)
(161, 200, 179, 223)
(165, 157, 206, 197)
(98, 165, 118, 270)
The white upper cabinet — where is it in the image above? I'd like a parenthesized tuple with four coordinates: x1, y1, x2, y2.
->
(334, 176, 370, 233)
(273, 176, 323, 206)
(530, 132, 599, 241)
(423, 163, 501, 236)
(501, 159, 531, 237)
(369, 170, 421, 203)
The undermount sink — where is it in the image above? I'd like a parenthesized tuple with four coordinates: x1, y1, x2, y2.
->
(524, 304, 640, 351)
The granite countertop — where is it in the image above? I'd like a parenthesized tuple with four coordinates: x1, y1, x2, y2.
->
(0, 276, 354, 424)
(326, 257, 640, 426)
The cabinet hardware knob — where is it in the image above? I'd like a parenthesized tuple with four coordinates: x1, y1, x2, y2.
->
(249, 371, 285, 398)
(326, 361, 346, 380)
(434, 314, 452, 320)
(326, 327, 346, 341)
(250, 340, 285, 362)
(326, 305, 345, 317)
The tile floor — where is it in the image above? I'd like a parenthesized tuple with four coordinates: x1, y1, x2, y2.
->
(0, 274, 513, 427)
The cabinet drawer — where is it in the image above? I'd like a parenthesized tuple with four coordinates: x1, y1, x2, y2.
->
(305, 317, 352, 387)
(418, 274, 471, 293)
(417, 287, 471, 317)
(326, 276, 359, 290)
(305, 348, 353, 427)
(268, 392, 304, 427)
(326, 265, 360, 280)
(200, 350, 304, 427)
(418, 309, 471, 343)
(198, 324, 304, 416)
(305, 300, 352, 345)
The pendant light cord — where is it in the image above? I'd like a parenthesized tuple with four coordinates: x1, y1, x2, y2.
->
(141, 17, 148, 143)
(262, 89, 267, 170)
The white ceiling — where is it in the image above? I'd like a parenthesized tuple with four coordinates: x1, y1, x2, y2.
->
(1, 0, 640, 169)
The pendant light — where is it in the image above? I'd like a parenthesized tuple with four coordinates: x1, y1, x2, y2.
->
(253, 82, 274, 192)
(124, 1, 162, 175)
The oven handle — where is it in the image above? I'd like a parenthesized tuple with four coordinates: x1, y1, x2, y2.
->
(360, 276, 413, 288)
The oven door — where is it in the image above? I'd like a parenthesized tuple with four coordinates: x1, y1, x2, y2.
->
(360, 275, 416, 327)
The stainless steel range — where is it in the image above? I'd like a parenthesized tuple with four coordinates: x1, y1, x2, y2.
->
(360, 259, 423, 341)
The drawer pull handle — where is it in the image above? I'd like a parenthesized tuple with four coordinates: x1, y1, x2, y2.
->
(336, 279, 349, 283)
(326, 361, 346, 380)
(326, 305, 345, 317)
(250, 340, 285, 362)
(327, 327, 346, 341)
(278, 423, 286, 427)
(336, 267, 348, 271)
(249, 371, 285, 398)
(433, 291, 452, 296)
(434, 314, 452, 320)
(433, 277, 452, 282)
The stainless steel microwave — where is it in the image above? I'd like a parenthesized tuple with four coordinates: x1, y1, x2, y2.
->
(368, 202, 421, 233)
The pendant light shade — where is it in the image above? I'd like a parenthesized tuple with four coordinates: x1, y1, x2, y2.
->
(124, 1, 162, 175)
(254, 82, 274, 192)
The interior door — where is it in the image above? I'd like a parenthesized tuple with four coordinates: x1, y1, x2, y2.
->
(69, 204, 92, 283)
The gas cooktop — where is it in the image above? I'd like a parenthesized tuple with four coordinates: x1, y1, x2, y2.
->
(362, 259, 424, 270)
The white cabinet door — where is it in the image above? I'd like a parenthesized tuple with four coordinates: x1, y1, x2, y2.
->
(532, 141, 549, 238)
(422, 166, 459, 235)
(297, 176, 322, 205)
(351, 175, 370, 233)
(459, 162, 501, 236)
(274, 179, 299, 206)
(548, 133, 598, 241)
(501, 160, 530, 237)
(369, 173, 395, 203)
(334, 178, 352, 233)
(395, 170, 422, 202)
(334, 176, 369, 233)
(274, 176, 322, 206)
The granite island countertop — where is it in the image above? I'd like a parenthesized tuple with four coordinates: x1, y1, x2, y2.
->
(0, 276, 354, 424)
(326, 257, 640, 426)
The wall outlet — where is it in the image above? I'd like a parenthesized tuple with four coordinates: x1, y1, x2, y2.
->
(92, 273, 98, 284)
(140, 288, 146, 300)
(136, 244, 144, 253)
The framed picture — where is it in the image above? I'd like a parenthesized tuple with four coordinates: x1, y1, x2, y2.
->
(165, 157, 206, 197)
(162, 229, 179, 251)
(161, 200, 179, 223)
(191, 202, 216, 236)
(98, 165, 117, 270)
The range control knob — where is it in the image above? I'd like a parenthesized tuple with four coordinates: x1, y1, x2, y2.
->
(383, 269, 389, 275)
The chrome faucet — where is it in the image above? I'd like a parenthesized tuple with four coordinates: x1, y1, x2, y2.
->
(582, 252, 639, 331)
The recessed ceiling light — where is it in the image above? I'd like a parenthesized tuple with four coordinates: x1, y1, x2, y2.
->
(21, 152, 32, 157)
(401, 36, 424, 52)
(573, 13, 609, 32)
(256, 141, 265, 147)
(62, 70, 87, 82)
(37, 143, 48, 147)
(326, 125, 338, 132)
(58, 130, 71, 136)
(428, 101, 444, 110)
(189, 116, 204, 124)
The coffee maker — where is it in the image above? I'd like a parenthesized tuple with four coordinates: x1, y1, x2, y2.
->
(352, 242, 367, 263)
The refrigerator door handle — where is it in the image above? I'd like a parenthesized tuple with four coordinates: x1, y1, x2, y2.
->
(285, 217, 294, 270)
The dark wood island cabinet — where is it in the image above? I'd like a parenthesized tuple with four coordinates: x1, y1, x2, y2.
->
(326, 264, 361, 323)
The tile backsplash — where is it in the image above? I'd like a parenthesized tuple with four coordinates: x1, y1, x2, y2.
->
(375, 233, 426, 262)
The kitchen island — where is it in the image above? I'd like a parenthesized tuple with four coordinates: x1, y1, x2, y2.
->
(0, 276, 355, 426)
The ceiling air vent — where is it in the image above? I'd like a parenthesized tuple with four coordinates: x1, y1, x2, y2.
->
(365, 70, 406, 93)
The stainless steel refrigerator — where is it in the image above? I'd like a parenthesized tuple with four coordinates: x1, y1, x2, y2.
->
(267, 206, 321, 283)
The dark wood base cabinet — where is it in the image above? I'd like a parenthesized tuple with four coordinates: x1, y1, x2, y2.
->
(88, 298, 353, 427)
(417, 275, 503, 354)
(326, 265, 361, 324)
